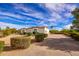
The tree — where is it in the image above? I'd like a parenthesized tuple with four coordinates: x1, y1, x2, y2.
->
(72, 8, 79, 19)
(0, 27, 1, 30)
(71, 8, 79, 29)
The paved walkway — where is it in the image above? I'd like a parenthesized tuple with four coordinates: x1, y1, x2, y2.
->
(1, 34, 79, 56)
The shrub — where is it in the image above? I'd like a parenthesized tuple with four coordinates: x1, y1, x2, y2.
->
(16, 30, 22, 35)
(70, 31, 79, 41)
(2, 30, 10, 36)
(50, 30, 61, 34)
(60, 29, 71, 36)
(0, 33, 3, 38)
(2, 28, 17, 36)
(11, 28, 17, 33)
(0, 41, 4, 53)
(10, 36, 31, 49)
(35, 33, 48, 42)
(60, 29, 79, 41)
(44, 33, 48, 38)
(26, 32, 33, 36)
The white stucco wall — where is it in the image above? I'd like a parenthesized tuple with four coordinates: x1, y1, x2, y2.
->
(44, 27, 49, 34)
(21, 27, 49, 34)
(25, 29, 32, 33)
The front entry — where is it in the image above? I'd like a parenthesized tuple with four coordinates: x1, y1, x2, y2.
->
(33, 29, 38, 34)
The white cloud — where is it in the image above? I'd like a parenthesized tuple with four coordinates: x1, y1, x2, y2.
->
(0, 12, 37, 24)
(0, 11, 24, 19)
(0, 15, 26, 24)
(45, 3, 77, 12)
(64, 12, 73, 18)
(45, 4, 66, 13)
(53, 27, 63, 31)
(44, 3, 77, 29)
(21, 12, 45, 19)
(51, 12, 62, 20)
(47, 18, 57, 22)
(63, 24, 72, 29)
(0, 22, 29, 29)
(0, 3, 77, 30)
(13, 4, 48, 19)
(13, 4, 36, 13)
(66, 4, 76, 11)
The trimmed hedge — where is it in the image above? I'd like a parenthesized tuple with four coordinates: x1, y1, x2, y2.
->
(0, 41, 4, 53)
(10, 36, 31, 49)
(35, 33, 48, 42)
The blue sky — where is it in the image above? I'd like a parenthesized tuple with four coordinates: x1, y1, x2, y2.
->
(0, 3, 79, 30)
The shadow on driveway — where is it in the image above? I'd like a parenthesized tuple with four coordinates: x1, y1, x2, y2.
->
(35, 37, 79, 51)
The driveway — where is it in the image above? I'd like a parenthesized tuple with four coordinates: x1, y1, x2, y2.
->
(1, 34, 79, 56)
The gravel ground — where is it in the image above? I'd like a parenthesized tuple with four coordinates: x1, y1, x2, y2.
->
(0, 34, 79, 56)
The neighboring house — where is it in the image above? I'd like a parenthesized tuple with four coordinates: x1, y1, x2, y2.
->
(20, 26, 49, 34)
(71, 25, 79, 30)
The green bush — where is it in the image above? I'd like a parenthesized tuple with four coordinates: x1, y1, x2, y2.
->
(0, 41, 4, 53)
(60, 29, 71, 36)
(35, 33, 48, 42)
(16, 30, 22, 35)
(3, 30, 11, 36)
(60, 29, 79, 41)
(44, 34, 48, 38)
(70, 30, 79, 41)
(2, 28, 17, 36)
(0, 33, 3, 38)
(26, 32, 33, 36)
(50, 30, 61, 34)
(10, 36, 31, 49)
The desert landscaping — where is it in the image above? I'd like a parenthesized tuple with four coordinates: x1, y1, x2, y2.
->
(1, 3, 79, 56)
(1, 34, 79, 56)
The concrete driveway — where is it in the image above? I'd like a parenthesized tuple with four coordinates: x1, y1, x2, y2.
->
(1, 34, 79, 56)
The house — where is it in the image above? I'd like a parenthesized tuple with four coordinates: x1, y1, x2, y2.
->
(20, 26, 49, 34)
(71, 24, 79, 30)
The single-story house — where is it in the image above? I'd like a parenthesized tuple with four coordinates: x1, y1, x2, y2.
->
(20, 26, 49, 34)
(71, 25, 79, 30)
